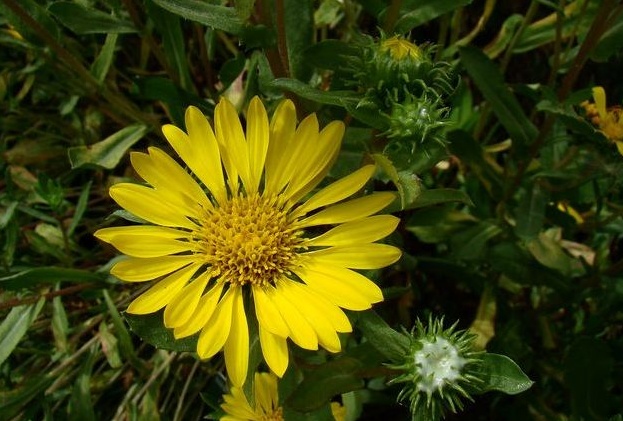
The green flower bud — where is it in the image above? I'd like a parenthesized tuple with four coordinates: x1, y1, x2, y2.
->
(388, 317, 483, 421)
(348, 34, 458, 107)
(383, 91, 450, 145)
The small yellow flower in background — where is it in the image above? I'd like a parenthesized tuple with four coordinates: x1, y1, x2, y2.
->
(95, 97, 401, 386)
(221, 372, 282, 421)
(582, 86, 623, 155)
(330, 402, 346, 421)
(380, 36, 422, 61)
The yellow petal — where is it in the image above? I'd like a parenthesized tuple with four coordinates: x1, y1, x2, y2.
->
(592, 86, 607, 119)
(617, 141, 623, 156)
(163, 114, 227, 205)
(265, 99, 297, 194)
(296, 192, 396, 228)
(100, 234, 191, 258)
(197, 287, 235, 359)
(127, 263, 202, 314)
(221, 386, 255, 419)
(224, 288, 249, 387)
(284, 120, 344, 203)
(259, 327, 289, 377)
(303, 244, 401, 269)
(290, 281, 351, 333)
(94, 226, 187, 243)
(174, 282, 224, 338)
(111, 255, 197, 282)
(291, 165, 376, 219)
(276, 114, 319, 194)
(163, 272, 210, 328)
(272, 285, 318, 350)
(131, 147, 211, 211)
(278, 279, 341, 353)
(246, 96, 269, 193)
(252, 285, 290, 337)
(305, 215, 400, 247)
(293, 263, 383, 310)
(254, 372, 279, 415)
(215, 98, 250, 192)
(109, 183, 197, 230)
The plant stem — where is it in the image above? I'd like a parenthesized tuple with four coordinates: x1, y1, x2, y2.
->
(383, 0, 403, 33)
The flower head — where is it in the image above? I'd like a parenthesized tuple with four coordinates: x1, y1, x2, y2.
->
(95, 97, 401, 386)
(380, 36, 423, 61)
(389, 318, 482, 421)
(582, 86, 623, 155)
(220, 372, 345, 421)
(221, 372, 282, 421)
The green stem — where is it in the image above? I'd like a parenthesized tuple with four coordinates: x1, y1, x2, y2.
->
(499, 0, 540, 74)
(275, 0, 291, 77)
(383, 0, 403, 33)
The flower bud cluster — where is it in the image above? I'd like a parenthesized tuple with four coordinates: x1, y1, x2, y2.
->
(346, 34, 457, 153)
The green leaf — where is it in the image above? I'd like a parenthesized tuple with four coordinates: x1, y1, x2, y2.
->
(514, 184, 549, 240)
(103, 290, 141, 367)
(51, 292, 69, 353)
(565, 337, 615, 420)
(408, 188, 473, 210)
(68, 349, 97, 421)
(356, 310, 409, 363)
(68, 180, 92, 237)
(395, 0, 473, 33)
(489, 242, 569, 291)
(68, 124, 149, 170)
(124, 311, 198, 352)
(0, 299, 45, 366)
(150, 0, 244, 34)
(0, 267, 105, 290)
(372, 153, 423, 209)
(592, 11, 623, 62)
(475, 353, 533, 395)
(48, 2, 136, 34)
(459, 46, 538, 148)
(234, 0, 255, 21)
(526, 232, 580, 277)
(90, 33, 118, 84)
(284, 0, 314, 80)
(146, 0, 194, 91)
(451, 222, 502, 260)
(286, 358, 365, 412)
(514, 2, 598, 53)
(303, 40, 357, 71)
(269, 78, 360, 106)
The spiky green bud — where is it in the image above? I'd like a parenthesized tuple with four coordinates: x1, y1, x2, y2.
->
(383, 91, 451, 145)
(348, 34, 458, 107)
(388, 317, 483, 421)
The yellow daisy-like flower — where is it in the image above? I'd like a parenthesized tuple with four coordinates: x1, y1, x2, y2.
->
(582, 86, 623, 155)
(380, 36, 422, 61)
(220, 372, 346, 421)
(95, 97, 401, 386)
(221, 372, 282, 421)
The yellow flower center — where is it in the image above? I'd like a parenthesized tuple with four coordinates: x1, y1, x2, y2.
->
(380, 36, 422, 61)
(259, 407, 284, 421)
(197, 194, 301, 287)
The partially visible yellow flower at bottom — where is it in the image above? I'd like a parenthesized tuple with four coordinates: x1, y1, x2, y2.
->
(581, 86, 623, 155)
(220, 372, 345, 421)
